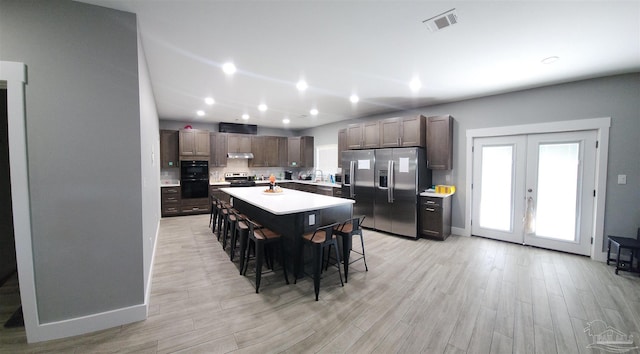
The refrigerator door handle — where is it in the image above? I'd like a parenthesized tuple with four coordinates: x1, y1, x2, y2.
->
(388, 160, 394, 203)
(349, 160, 356, 198)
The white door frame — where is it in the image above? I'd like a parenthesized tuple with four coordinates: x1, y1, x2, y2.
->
(465, 117, 610, 262)
(1, 61, 40, 340)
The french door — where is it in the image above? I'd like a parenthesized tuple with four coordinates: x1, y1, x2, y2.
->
(471, 131, 597, 256)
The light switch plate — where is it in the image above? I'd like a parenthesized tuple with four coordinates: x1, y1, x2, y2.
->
(617, 174, 627, 185)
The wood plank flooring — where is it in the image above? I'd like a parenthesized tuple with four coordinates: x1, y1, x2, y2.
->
(1, 214, 639, 353)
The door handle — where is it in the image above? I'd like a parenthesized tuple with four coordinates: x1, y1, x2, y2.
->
(388, 160, 394, 203)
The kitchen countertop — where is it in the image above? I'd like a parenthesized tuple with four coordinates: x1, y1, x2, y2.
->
(420, 190, 455, 198)
(161, 183, 180, 187)
(210, 180, 341, 188)
(221, 186, 353, 215)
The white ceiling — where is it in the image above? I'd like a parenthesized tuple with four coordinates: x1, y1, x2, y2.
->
(79, 1, 640, 129)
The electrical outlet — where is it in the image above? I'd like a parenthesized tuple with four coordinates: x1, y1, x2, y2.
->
(617, 174, 627, 185)
(309, 214, 315, 226)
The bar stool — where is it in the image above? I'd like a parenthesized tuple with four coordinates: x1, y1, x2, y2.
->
(209, 195, 219, 232)
(222, 205, 239, 251)
(228, 210, 260, 262)
(295, 223, 343, 301)
(215, 201, 229, 242)
(242, 220, 289, 293)
(329, 215, 368, 283)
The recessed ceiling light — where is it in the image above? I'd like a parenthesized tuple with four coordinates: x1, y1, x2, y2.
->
(296, 80, 308, 91)
(222, 62, 236, 74)
(241, 114, 249, 120)
(310, 108, 319, 116)
(258, 104, 268, 112)
(541, 56, 560, 64)
(349, 94, 360, 103)
(409, 78, 422, 92)
(282, 118, 290, 124)
(204, 97, 215, 105)
(196, 110, 205, 117)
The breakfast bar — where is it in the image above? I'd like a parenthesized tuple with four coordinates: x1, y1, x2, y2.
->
(220, 186, 354, 278)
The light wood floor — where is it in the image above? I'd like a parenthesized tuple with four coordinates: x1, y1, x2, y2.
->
(2, 214, 640, 353)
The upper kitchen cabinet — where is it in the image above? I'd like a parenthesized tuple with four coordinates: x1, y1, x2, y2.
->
(379, 115, 426, 148)
(347, 121, 379, 149)
(160, 130, 179, 168)
(209, 132, 228, 167)
(427, 115, 454, 170)
(227, 133, 252, 153)
(249, 136, 280, 167)
(179, 129, 210, 157)
(288, 136, 314, 167)
(278, 137, 288, 167)
(337, 128, 346, 167)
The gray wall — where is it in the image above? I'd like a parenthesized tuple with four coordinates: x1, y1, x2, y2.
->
(0, 0, 145, 322)
(303, 73, 640, 244)
(0, 88, 17, 282)
(138, 31, 161, 292)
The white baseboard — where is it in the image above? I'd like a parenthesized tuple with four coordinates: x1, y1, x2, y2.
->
(145, 221, 160, 307)
(452, 226, 468, 237)
(29, 304, 146, 343)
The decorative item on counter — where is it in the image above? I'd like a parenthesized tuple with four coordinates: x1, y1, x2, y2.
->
(183, 124, 192, 129)
(269, 174, 276, 190)
(435, 185, 456, 194)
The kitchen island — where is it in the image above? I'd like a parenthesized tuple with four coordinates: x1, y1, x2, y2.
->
(220, 186, 354, 281)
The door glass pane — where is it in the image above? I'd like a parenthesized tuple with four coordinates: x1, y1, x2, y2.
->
(535, 142, 579, 241)
(479, 145, 513, 231)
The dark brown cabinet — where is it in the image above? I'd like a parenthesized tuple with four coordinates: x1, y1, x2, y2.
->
(278, 137, 288, 167)
(379, 115, 425, 148)
(227, 133, 252, 153)
(346, 121, 379, 149)
(209, 132, 228, 167)
(287, 136, 314, 167)
(250, 136, 280, 167)
(337, 128, 347, 167)
(427, 115, 454, 170)
(180, 198, 210, 214)
(160, 130, 179, 168)
(420, 195, 451, 240)
(161, 187, 180, 216)
(179, 129, 210, 157)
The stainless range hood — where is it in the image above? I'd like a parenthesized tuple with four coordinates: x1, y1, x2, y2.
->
(227, 152, 254, 159)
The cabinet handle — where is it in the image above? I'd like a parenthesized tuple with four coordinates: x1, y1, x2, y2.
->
(425, 208, 435, 212)
(426, 201, 436, 204)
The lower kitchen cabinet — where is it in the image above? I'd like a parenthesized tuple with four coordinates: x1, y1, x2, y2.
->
(180, 198, 210, 214)
(161, 187, 180, 216)
(420, 195, 452, 240)
(161, 186, 210, 216)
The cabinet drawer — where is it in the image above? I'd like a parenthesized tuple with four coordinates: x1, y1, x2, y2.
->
(162, 205, 180, 216)
(162, 187, 180, 195)
(181, 204, 209, 213)
(162, 195, 180, 204)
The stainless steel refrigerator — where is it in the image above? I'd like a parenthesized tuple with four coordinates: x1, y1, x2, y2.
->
(341, 150, 375, 228)
(342, 148, 431, 237)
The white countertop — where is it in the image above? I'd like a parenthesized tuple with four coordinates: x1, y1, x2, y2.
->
(210, 180, 341, 188)
(420, 190, 455, 198)
(221, 186, 353, 215)
(161, 183, 180, 187)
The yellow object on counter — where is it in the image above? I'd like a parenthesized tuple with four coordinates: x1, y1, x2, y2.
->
(435, 185, 456, 194)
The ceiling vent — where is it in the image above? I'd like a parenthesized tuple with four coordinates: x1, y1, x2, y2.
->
(423, 8, 458, 32)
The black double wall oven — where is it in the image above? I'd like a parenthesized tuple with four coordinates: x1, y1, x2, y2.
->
(181, 160, 209, 199)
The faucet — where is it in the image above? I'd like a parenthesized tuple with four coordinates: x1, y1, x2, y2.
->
(314, 169, 324, 182)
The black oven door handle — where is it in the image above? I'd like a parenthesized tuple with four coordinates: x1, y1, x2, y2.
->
(182, 178, 209, 182)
